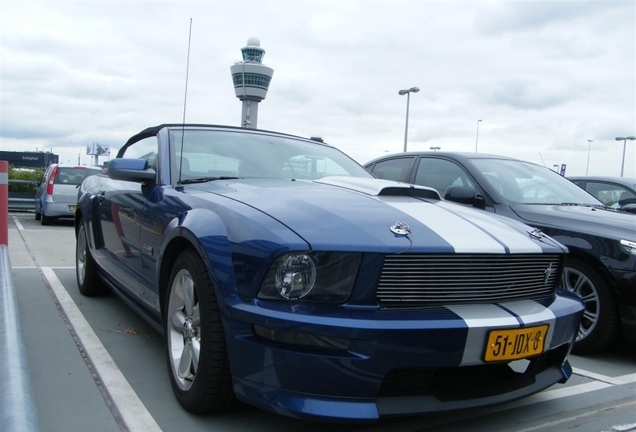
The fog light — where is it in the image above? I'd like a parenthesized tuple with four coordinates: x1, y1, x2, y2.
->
(253, 325, 350, 350)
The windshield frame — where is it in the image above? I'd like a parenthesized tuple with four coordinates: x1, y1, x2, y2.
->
(167, 128, 372, 184)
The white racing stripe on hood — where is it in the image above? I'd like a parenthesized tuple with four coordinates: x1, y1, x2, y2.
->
(380, 196, 507, 253)
(437, 201, 544, 254)
(447, 300, 555, 366)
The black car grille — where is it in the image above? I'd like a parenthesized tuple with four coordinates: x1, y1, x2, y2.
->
(377, 254, 561, 306)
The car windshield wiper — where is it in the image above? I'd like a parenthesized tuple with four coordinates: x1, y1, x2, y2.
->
(179, 176, 240, 185)
(556, 202, 608, 209)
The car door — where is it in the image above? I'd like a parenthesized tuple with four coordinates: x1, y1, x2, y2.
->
(412, 157, 477, 198)
(93, 136, 158, 299)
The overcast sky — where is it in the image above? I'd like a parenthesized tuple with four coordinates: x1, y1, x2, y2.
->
(1, 0, 635, 177)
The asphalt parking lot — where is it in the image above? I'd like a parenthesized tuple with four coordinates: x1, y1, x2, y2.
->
(6, 213, 636, 432)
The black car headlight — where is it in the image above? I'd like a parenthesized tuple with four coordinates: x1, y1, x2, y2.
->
(620, 239, 636, 255)
(258, 252, 361, 302)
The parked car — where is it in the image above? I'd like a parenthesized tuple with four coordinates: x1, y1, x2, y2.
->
(365, 152, 636, 355)
(35, 164, 103, 225)
(76, 125, 583, 422)
(569, 176, 636, 214)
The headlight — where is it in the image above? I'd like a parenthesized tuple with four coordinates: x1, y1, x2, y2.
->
(620, 239, 636, 255)
(258, 252, 361, 302)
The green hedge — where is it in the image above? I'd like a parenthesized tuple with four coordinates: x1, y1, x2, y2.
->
(8, 165, 44, 193)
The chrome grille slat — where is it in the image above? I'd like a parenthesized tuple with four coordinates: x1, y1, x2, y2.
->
(377, 254, 561, 306)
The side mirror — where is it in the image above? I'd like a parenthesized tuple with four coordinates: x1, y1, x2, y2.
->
(619, 203, 636, 214)
(445, 186, 485, 209)
(107, 158, 156, 183)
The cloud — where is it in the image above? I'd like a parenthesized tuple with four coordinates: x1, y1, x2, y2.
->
(0, 0, 634, 177)
(486, 79, 574, 109)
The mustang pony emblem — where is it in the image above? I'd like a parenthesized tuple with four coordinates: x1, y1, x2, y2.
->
(544, 263, 556, 284)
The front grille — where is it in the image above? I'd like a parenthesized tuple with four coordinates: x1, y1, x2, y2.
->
(377, 254, 561, 306)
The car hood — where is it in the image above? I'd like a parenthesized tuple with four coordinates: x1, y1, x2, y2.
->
(509, 203, 636, 241)
(189, 177, 566, 254)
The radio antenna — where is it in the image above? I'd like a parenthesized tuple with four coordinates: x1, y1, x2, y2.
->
(177, 18, 193, 188)
(538, 152, 546, 167)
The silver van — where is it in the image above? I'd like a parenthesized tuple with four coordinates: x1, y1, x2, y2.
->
(35, 164, 103, 225)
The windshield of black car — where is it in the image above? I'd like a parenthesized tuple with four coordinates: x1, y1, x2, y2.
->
(471, 158, 603, 206)
(168, 129, 372, 182)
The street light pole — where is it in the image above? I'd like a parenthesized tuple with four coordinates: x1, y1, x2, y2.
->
(398, 87, 420, 152)
(615, 136, 636, 177)
(475, 119, 482, 152)
(586, 139, 593, 175)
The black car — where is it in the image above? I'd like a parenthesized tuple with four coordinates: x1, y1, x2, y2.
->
(569, 176, 636, 214)
(365, 152, 636, 354)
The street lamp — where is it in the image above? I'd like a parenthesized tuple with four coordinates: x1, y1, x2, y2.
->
(398, 86, 420, 152)
(586, 139, 593, 175)
(475, 119, 482, 152)
(430, 146, 441, 151)
(615, 136, 636, 177)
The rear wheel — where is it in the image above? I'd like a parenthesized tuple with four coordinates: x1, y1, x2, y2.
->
(35, 210, 41, 221)
(164, 249, 237, 414)
(562, 257, 619, 354)
(76, 218, 106, 296)
(41, 212, 52, 225)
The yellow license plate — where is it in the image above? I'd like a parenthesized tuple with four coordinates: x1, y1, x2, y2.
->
(69, 205, 77, 212)
(484, 325, 548, 362)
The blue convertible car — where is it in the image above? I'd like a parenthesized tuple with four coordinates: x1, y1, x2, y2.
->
(75, 124, 583, 422)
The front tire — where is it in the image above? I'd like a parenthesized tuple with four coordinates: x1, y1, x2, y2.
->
(562, 256, 619, 354)
(76, 218, 106, 296)
(164, 249, 237, 414)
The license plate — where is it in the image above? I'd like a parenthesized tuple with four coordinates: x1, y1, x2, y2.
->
(69, 205, 76, 212)
(484, 325, 548, 362)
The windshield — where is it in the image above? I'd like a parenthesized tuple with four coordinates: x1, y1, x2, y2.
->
(168, 129, 372, 182)
(54, 167, 100, 186)
(472, 158, 603, 206)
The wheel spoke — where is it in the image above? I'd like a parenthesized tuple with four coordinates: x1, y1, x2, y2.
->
(580, 292, 597, 304)
(178, 342, 193, 379)
(582, 310, 598, 322)
(572, 275, 588, 295)
(181, 275, 196, 317)
(191, 304, 201, 327)
(170, 309, 186, 332)
(190, 338, 200, 373)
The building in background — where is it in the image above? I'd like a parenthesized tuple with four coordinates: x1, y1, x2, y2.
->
(0, 151, 58, 169)
(230, 37, 274, 129)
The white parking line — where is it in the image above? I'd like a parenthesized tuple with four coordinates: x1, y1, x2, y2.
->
(41, 267, 162, 432)
(573, 367, 636, 386)
(12, 217, 25, 231)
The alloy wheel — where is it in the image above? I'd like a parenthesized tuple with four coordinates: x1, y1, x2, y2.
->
(167, 269, 201, 391)
(562, 266, 600, 342)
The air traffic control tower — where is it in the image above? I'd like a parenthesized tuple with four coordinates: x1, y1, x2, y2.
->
(230, 37, 274, 129)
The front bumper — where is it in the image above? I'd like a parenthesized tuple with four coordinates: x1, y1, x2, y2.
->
(221, 292, 583, 422)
